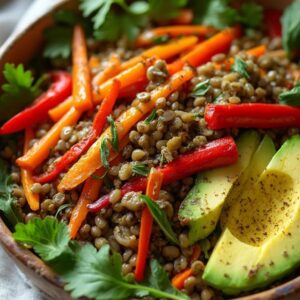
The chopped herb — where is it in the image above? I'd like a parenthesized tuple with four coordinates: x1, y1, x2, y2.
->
(100, 138, 110, 169)
(107, 115, 119, 152)
(281, 0, 300, 56)
(132, 164, 150, 176)
(144, 109, 157, 124)
(192, 79, 210, 97)
(91, 170, 108, 180)
(231, 57, 250, 79)
(55, 204, 73, 218)
(141, 195, 179, 245)
(279, 82, 300, 106)
(153, 35, 170, 44)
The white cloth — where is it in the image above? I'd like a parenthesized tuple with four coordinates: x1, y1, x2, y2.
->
(0, 1, 60, 299)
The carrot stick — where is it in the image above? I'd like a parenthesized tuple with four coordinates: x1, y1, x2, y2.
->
(68, 154, 122, 239)
(89, 55, 101, 70)
(21, 128, 39, 211)
(121, 36, 198, 70)
(190, 244, 201, 263)
(136, 25, 215, 47)
(135, 168, 163, 282)
(92, 54, 121, 86)
(93, 57, 155, 103)
(16, 107, 81, 170)
(170, 9, 193, 25)
(48, 96, 73, 122)
(167, 27, 241, 74)
(58, 68, 194, 191)
(72, 25, 93, 112)
(172, 268, 193, 289)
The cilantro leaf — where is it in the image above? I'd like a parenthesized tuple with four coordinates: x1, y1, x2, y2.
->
(100, 137, 110, 169)
(13, 216, 69, 261)
(107, 115, 119, 152)
(281, 0, 300, 56)
(0, 159, 22, 229)
(279, 82, 300, 106)
(192, 79, 210, 97)
(132, 163, 150, 176)
(141, 195, 179, 245)
(231, 57, 250, 79)
(144, 109, 157, 124)
(239, 2, 263, 29)
(0, 63, 43, 123)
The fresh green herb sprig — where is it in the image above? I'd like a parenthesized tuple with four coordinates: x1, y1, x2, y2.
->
(100, 137, 110, 169)
(144, 109, 157, 124)
(0, 64, 44, 122)
(192, 79, 210, 97)
(13, 217, 187, 300)
(107, 115, 119, 152)
(279, 82, 300, 106)
(231, 57, 250, 79)
(132, 164, 150, 176)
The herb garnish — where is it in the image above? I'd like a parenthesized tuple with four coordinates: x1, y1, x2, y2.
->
(100, 137, 110, 169)
(55, 204, 73, 218)
(141, 195, 179, 245)
(0, 64, 44, 122)
(132, 164, 150, 176)
(13, 217, 187, 300)
(107, 115, 119, 152)
(231, 57, 250, 79)
(279, 82, 300, 106)
(192, 79, 210, 97)
(144, 109, 157, 124)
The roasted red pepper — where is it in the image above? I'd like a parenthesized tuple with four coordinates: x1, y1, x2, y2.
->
(88, 136, 238, 212)
(34, 80, 120, 183)
(264, 9, 282, 38)
(0, 71, 72, 134)
(205, 103, 300, 129)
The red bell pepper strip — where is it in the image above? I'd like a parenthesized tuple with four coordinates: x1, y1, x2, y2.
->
(264, 9, 282, 38)
(0, 71, 71, 134)
(118, 80, 148, 100)
(135, 168, 163, 282)
(34, 79, 120, 183)
(205, 103, 300, 130)
(88, 136, 238, 212)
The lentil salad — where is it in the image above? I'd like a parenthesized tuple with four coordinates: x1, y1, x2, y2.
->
(1, 1, 300, 299)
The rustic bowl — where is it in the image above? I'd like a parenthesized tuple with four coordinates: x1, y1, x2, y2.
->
(0, 0, 298, 299)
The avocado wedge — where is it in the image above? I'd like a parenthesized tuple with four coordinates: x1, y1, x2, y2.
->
(178, 131, 260, 244)
(203, 135, 300, 295)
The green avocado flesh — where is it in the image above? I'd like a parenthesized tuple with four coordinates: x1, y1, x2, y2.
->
(178, 131, 260, 244)
(203, 135, 300, 295)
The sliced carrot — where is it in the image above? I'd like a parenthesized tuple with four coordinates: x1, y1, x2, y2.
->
(170, 9, 194, 25)
(167, 27, 241, 74)
(58, 68, 194, 191)
(190, 244, 201, 263)
(135, 168, 163, 282)
(17, 107, 81, 170)
(172, 268, 193, 290)
(122, 36, 198, 70)
(136, 25, 215, 47)
(68, 154, 122, 239)
(92, 54, 121, 87)
(48, 96, 73, 122)
(89, 55, 101, 70)
(72, 25, 93, 112)
(21, 128, 39, 211)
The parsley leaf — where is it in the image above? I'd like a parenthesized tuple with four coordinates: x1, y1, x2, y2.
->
(279, 82, 300, 106)
(231, 57, 250, 79)
(132, 164, 150, 176)
(0, 159, 22, 229)
(239, 2, 263, 29)
(107, 115, 119, 152)
(192, 79, 210, 97)
(141, 195, 179, 245)
(281, 0, 300, 56)
(0, 63, 43, 123)
(100, 137, 110, 169)
(144, 109, 157, 124)
(13, 217, 69, 261)
(55, 204, 72, 218)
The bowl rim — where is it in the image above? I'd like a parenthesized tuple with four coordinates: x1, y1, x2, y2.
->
(1, 1, 300, 299)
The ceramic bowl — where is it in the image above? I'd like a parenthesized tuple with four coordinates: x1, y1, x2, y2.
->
(0, 0, 299, 299)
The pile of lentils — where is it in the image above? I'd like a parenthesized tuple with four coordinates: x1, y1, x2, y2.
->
(2, 30, 299, 300)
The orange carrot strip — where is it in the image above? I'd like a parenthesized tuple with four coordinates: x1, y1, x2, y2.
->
(170, 9, 194, 25)
(93, 57, 155, 102)
(190, 244, 201, 263)
(168, 27, 241, 74)
(135, 168, 163, 282)
(136, 25, 215, 47)
(58, 68, 194, 191)
(89, 55, 101, 70)
(21, 128, 39, 211)
(17, 107, 81, 170)
(68, 154, 122, 239)
(122, 36, 198, 70)
(72, 25, 93, 112)
(48, 96, 73, 122)
(92, 54, 121, 87)
(172, 268, 193, 290)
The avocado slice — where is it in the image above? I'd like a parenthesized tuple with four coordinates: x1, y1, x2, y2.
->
(203, 135, 300, 295)
(178, 131, 260, 244)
